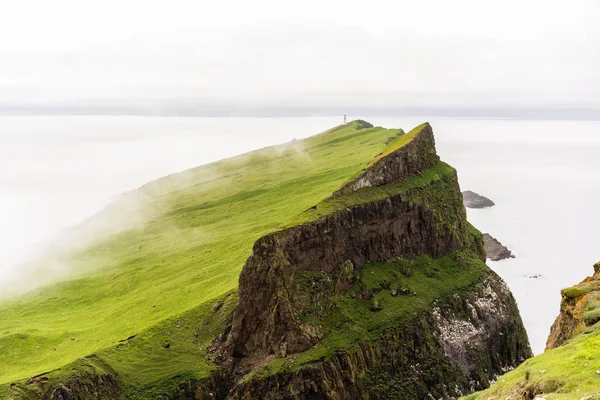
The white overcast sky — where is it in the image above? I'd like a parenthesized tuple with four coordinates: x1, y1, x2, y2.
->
(0, 0, 598, 109)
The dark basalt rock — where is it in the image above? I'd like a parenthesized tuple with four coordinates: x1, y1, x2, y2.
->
(225, 188, 468, 359)
(49, 373, 119, 400)
(483, 233, 515, 261)
(462, 191, 495, 209)
(198, 272, 530, 400)
(201, 123, 531, 399)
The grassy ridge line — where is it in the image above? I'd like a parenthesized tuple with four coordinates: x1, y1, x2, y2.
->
(282, 122, 434, 228)
(0, 121, 397, 387)
(282, 161, 455, 228)
(367, 121, 429, 168)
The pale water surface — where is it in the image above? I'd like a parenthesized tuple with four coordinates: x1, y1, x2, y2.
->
(1, 115, 599, 354)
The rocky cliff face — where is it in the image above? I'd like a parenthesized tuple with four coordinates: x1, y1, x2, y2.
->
(206, 122, 531, 399)
(546, 261, 600, 350)
(214, 271, 529, 400)
(331, 122, 439, 198)
(10, 123, 531, 400)
(225, 182, 468, 360)
(6, 366, 120, 400)
(222, 123, 467, 361)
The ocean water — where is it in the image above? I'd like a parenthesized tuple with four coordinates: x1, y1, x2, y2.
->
(1, 115, 599, 354)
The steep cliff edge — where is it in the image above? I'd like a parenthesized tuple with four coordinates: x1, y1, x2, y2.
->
(467, 261, 600, 399)
(205, 122, 531, 399)
(546, 261, 600, 350)
(223, 123, 471, 361)
(331, 122, 439, 198)
(1, 121, 401, 400)
(3, 122, 531, 400)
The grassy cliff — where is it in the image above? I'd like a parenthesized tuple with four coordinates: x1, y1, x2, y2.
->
(1, 121, 531, 399)
(0, 121, 400, 398)
(466, 263, 600, 400)
(206, 122, 530, 398)
(463, 330, 600, 400)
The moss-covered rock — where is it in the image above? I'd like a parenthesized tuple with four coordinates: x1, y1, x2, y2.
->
(5, 122, 532, 400)
(331, 122, 439, 198)
(202, 123, 530, 399)
(197, 265, 529, 399)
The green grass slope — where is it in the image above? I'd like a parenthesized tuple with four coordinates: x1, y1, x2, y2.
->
(463, 328, 600, 400)
(466, 272, 600, 400)
(0, 121, 400, 397)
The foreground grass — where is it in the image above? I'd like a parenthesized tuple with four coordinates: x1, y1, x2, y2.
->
(0, 121, 397, 394)
(465, 326, 600, 400)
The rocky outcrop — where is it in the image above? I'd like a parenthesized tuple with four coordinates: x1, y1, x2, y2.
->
(212, 271, 530, 400)
(222, 123, 461, 361)
(49, 374, 119, 400)
(546, 261, 600, 350)
(6, 370, 121, 400)
(224, 185, 471, 360)
(462, 191, 495, 209)
(331, 123, 439, 198)
(3, 121, 532, 400)
(483, 233, 515, 261)
(206, 122, 530, 399)
(354, 120, 374, 130)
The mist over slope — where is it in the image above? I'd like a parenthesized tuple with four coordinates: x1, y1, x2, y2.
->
(0, 121, 399, 393)
(0, 121, 534, 399)
(0, 116, 344, 299)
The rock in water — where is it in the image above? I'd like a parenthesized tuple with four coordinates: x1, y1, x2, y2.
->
(483, 233, 515, 261)
(462, 190, 495, 208)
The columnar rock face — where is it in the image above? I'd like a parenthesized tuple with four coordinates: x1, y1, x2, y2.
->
(49, 374, 119, 400)
(211, 123, 531, 399)
(546, 261, 600, 350)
